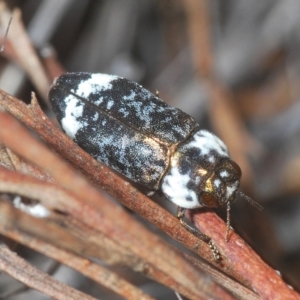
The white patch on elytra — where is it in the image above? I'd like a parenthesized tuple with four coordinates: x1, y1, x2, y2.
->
(185, 130, 228, 157)
(13, 196, 50, 218)
(95, 97, 104, 105)
(93, 112, 99, 121)
(74, 73, 118, 98)
(107, 100, 114, 109)
(123, 91, 136, 101)
(161, 167, 200, 209)
(120, 135, 130, 149)
(61, 95, 85, 139)
(172, 124, 186, 137)
(121, 94, 158, 128)
(118, 107, 129, 117)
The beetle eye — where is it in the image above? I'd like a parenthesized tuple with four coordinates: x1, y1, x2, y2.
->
(229, 160, 242, 178)
(201, 191, 219, 207)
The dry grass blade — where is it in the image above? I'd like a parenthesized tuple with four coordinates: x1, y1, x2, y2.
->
(0, 243, 96, 300)
(0, 5, 50, 101)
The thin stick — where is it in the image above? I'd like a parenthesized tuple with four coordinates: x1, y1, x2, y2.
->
(0, 242, 96, 300)
(0, 15, 12, 52)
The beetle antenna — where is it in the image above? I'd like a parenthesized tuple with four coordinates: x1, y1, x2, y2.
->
(225, 201, 231, 242)
(0, 16, 12, 52)
(238, 191, 263, 211)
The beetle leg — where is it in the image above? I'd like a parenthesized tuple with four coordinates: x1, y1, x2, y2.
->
(177, 207, 210, 242)
(177, 207, 220, 261)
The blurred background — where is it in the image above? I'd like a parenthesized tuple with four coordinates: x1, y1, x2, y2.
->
(0, 0, 300, 298)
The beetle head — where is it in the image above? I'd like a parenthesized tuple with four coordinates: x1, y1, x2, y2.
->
(199, 159, 263, 241)
(199, 158, 242, 208)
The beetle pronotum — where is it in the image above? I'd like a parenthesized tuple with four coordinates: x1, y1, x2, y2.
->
(49, 72, 262, 260)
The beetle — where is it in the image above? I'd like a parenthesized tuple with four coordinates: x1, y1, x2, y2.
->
(49, 72, 259, 260)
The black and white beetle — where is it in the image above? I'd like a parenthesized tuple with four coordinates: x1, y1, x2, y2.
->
(49, 72, 260, 260)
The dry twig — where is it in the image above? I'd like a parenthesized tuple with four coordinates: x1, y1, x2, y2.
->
(0, 243, 96, 300)
(0, 200, 154, 300)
